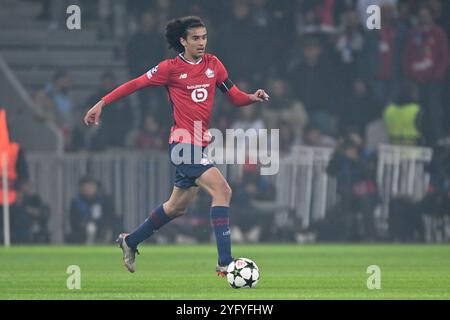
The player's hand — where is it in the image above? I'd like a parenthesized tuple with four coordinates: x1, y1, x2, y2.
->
(249, 89, 270, 102)
(83, 100, 105, 126)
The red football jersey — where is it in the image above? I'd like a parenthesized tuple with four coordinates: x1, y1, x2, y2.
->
(144, 53, 228, 146)
(102, 53, 254, 146)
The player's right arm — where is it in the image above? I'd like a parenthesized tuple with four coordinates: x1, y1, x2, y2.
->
(84, 61, 170, 125)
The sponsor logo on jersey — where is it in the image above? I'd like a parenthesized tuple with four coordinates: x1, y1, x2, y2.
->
(187, 83, 210, 90)
(179, 73, 187, 79)
(205, 68, 215, 78)
(191, 88, 208, 103)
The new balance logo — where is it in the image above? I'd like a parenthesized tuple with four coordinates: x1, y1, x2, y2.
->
(179, 73, 188, 79)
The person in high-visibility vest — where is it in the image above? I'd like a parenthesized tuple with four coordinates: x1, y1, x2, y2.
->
(0, 109, 29, 243)
(383, 82, 422, 146)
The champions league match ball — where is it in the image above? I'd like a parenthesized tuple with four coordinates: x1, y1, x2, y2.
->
(226, 258, 260, 289)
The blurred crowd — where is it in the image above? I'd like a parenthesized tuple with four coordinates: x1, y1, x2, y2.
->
(29, 0, 450, 155)
(6, 0, 450, 243)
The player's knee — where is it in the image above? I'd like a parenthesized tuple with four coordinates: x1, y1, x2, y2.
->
(214, 181, 232, 202)
(224, 184, 232, 201)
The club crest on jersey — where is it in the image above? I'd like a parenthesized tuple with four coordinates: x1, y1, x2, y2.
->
(205, 68, 214, 78)
(146, 65, 158, 79)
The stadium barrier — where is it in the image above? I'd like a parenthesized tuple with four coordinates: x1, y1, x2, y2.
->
(275, 146, 336, 229)
(26, 144, 434, 243)
(377, 144, 433, 218)
(27, 147, 336, 243)
(27, 151, 171, 243)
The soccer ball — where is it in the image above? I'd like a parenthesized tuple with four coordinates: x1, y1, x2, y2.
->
(226, 258, 260, 289)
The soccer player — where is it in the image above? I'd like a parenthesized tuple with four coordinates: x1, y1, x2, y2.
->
(83, 16, 269, 275)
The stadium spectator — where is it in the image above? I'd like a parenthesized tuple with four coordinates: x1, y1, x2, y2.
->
(1, 189, 32, 245)
(33, 70, 74, 148)
(97, 0, 117, 39)
(278, 120, 300, 155)
(427, 132, 450, 203)
(127, 114, 165, 150)
(250, 0, 270, 28)
(230, 163, 276, 243)
(163, 191, 210, 244)
(33, 0, 51, 21)
(289, 37, 338, 136)
(383, 81, 422, 146)
(247, 0, 276, 79)
(418, 186, 450, 243)
(334, 9, 365, 91)
(34, 70, 73, 125)
(154, 0, 174, 34)
(126, 11, 165, 78)
(70, 72, 132, 152)
(324, 139, 379, 241)
(16, 180, 50, 243)
(396, 0, 415, 29)
(420, 134, 450, 242)
(211, 79, 248, 133)
(263, 1, 296, 73)
(428, 0, 450, 41)
(68, 177, 115, 244)
(333, 0, 359, 26)
(229, 105, 265, 157)
(403, 5, 449, 144)
(339, 78, 379, 135)
(297, 0, 338, 34)
(364, 118, 389, 155)
(263, 78, 309, 137)
(88, 72, 133, 151)
(299, 124, 336, 148)
(126, 11, 166, 118)
(230, 107, 265, 133)
(7, 196, 31, 244)
(220, 1, 263, 83)
(359, 3, 406, 109)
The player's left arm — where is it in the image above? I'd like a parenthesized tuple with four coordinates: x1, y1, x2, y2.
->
(218, 79, 270, 107)
(215, 57, 269, 107)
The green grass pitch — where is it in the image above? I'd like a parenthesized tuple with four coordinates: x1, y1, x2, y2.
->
(0, 244, 449, 299)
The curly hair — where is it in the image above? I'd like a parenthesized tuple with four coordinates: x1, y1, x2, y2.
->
(165, 16, 205, 53)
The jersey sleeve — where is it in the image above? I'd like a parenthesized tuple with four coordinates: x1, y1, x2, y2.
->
(144, 60, 171, 86)
(102, 60, 170, 105)
(226, 85, 253, 107)
(214, 56, 229, 85)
